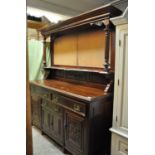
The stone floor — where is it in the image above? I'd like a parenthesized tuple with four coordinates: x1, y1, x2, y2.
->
(32, 126, 107, 155)
(32, 126, 70, 155)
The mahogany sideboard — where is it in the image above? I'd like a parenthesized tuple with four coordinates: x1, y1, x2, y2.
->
(30, 4, 122, 155)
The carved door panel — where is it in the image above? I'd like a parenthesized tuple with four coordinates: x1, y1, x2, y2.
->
(42, 104, 51, 135)
(65, 111, 84, 155)
(50, 106, 63, 145)
(31, 94, 42, 129)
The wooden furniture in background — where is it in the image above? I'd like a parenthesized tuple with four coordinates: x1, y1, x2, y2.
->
(27, 16, 51, 155)
(110, 7, 128, 155)
(26, 37, 33, 155)
(30, 4, 122, 155)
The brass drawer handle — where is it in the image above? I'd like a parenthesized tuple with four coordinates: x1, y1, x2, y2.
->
(73, 104, 80, 111)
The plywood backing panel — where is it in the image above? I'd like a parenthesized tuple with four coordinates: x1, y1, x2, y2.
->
(78, 30, 105, 68)
(53, 30, 112, 68)
(54, 35, 77, 65)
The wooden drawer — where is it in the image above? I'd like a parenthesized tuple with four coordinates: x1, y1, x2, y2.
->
(56, 95, 86, 117)
(111, 133, 128, 155)
(30, 84, 51, 99)
(30, 85, 86, 116)
(42, 93, 52, 99)
(42, 98, 63, 114)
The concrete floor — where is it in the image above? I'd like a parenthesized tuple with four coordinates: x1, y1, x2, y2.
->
(32, 127, 69, 155)
(32, 126, 107, 155)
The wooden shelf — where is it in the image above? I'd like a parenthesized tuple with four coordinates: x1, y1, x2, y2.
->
(44, 66, 113, 74)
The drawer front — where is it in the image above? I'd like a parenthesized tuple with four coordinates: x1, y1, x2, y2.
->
(56, 95, 86, 117)
(111, 133, 128, 155)
(30, 84, 51, 99)
(42, 97, 63, 115)
(31, 84, 86, 116)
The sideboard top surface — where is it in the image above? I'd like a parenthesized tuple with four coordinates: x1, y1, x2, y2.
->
(30, 79, 107, 101)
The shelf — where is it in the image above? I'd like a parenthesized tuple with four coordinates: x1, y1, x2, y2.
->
(44, 66, 113, 74)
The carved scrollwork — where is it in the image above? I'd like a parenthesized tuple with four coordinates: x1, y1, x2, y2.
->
(52, 95, 58, 104)
(68, 120, 81, 145)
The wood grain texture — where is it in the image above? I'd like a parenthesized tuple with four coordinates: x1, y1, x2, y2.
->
(30, 79, 106, 102)
(41, 5, 122, 36)
(30, 83, 113, 155)
(29, 4, 121, 155)
(26, 38, 33, 155)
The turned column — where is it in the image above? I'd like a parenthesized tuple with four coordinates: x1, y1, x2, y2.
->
(50, 35, 55, 66)
(43, 36, 46, 67)
(103, 19, 110, 72)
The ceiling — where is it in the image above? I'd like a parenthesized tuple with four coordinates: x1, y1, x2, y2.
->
(27, 0, 119, 17)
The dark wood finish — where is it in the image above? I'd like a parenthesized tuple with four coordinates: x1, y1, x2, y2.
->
(42, 102, 51, 135)
(110, 31, 116, 70)
(30, 79, 106, 101)
(30, 4, 121, 155)
(31, 94, 42, 129)
(44, 65, 112, 73)
(42, 96, 64, 145)
(103, 19, 110, 71)
(26, 38, 33, 155)
(47, 68, 114, 86)
(50, 36, 55, 66)
(40, 4, 121, 71)
(41, 5, 122, 37)
(43, 37, 46, 67)
(65, 111, 84, 155)
(50, 104, 63, 145)
(30, 82, 113, 155)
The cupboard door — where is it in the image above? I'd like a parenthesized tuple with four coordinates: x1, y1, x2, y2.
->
(31, 94, 42, 129)
(42, 102, 51, 135)
(50, 105, 63, 145)
(65, 111, 84, 155)
(113, 24, 128, 134)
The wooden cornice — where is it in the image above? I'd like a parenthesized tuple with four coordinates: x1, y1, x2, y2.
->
(41, 4, 122, 37)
